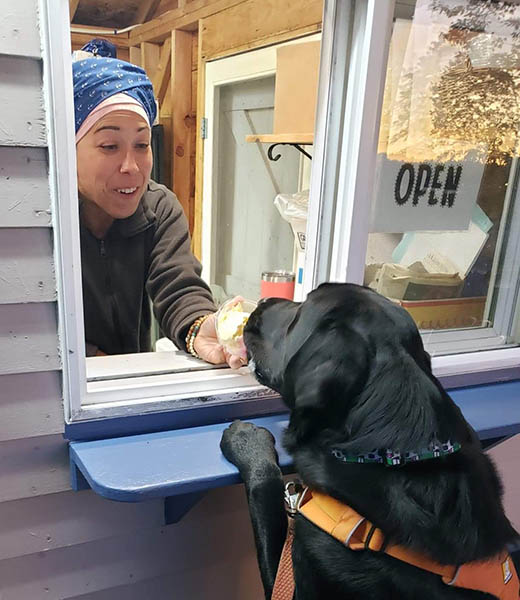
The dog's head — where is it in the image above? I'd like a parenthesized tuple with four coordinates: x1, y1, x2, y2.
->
(244, 282, 470, 454)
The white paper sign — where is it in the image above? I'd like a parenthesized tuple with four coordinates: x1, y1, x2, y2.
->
(370, 152, 485, 233)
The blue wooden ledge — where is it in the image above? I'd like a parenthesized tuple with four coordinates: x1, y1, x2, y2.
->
(69, 380, 520, 521)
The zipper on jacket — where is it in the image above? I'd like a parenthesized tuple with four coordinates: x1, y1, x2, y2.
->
(98, 237, 125, 351)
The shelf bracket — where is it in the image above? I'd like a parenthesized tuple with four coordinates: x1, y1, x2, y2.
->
(267, 143, 312, 162)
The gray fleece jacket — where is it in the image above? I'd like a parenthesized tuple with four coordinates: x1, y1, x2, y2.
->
(80, 181, 216, 356)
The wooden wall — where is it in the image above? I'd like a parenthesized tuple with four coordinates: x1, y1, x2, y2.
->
(2, 3, 520, 599)
(0, 2, 264, 598)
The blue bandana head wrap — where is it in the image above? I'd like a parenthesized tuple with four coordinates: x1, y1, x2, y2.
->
(80, 38, 117, 58)
(72, 57, 157, 134)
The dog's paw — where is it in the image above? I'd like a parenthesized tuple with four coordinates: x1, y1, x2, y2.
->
(220, 420, 278, 471)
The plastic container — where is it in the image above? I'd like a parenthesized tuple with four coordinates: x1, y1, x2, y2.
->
(215, 298, 257, 359)
(260, 271, 295, 300)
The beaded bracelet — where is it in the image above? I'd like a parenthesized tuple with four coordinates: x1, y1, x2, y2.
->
(185, 314, 211, 359)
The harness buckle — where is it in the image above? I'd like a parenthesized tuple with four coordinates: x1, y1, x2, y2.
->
(284, 480, 305, 517)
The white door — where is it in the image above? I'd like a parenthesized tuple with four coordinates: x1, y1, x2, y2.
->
(202, 36, 319, 302)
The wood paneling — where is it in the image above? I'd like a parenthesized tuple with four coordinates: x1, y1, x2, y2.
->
(0, 303, 61, 375)
(0, 229, 56, 304)
(0, 434, 70, 503)
(0, 372, 63, 442)
(0, 489, 164, 561)
(129, 46, 141, 66)
(200, 0, 323, 60)
(0, 0, 41, 59)
(0, 486, 263, 600)
(129, 0, 244, 44)
(140, 41, 161, 78)
(70, 575, 185, 600)
(0, 148, 51, 227)
(171, 30, 194, 229)
(151, 38, 172, 104)
(69, 559, 263, 600)
(69, 0, 80, 21)
(193, 32, 205, 258)
(0, 56, 46, 147)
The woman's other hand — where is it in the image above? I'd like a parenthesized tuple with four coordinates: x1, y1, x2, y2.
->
(193, 313, 245, 369)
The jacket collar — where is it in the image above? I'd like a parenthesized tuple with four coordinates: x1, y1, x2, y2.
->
(79, 185, 156, 239)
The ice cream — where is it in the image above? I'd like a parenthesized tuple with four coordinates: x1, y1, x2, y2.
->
(215, 300, 256, 358)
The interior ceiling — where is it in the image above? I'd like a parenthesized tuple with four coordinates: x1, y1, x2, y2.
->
(73, 0, 176, 29)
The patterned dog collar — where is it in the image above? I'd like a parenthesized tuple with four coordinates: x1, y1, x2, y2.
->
(331, 440, 461, 467)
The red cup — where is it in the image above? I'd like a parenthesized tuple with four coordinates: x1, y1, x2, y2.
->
(260, 271, 295, 300)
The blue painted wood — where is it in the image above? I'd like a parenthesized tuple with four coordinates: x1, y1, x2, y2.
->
(69, 414, 292, 501)
(164, 491, 206, 524)
(65, 394, 286, 441)
(69, 380, 520, 503)
(69, 455, 90, 491)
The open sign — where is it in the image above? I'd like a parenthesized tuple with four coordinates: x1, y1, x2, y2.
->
(395, 163, 462, 208)
(371, 152, 485, 233)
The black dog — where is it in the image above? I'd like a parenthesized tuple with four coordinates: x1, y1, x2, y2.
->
(220, 283, 519, 599)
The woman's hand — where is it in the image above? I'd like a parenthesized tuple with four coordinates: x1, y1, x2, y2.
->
(193, 313, 246, 370)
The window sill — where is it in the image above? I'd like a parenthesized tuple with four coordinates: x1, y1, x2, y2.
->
(69, 379, 520, 522)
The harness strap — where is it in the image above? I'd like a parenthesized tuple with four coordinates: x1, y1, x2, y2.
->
(298, 489, 520, 599)
(271, 517, 295, 600)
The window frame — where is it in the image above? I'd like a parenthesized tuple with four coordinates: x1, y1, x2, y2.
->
(309, 0, 520, 363)
(44, 0, 520, 428)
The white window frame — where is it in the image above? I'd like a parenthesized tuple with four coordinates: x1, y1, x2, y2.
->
(306, 0, 520, 370)
(43, 0, 520, 426)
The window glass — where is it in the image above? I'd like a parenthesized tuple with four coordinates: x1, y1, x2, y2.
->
(366, 0, 520, 351)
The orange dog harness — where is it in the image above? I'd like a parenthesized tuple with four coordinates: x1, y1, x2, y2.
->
(296, 489, 520, 599)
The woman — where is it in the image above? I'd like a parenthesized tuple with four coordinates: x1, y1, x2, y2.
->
(73, 53, 243, 368)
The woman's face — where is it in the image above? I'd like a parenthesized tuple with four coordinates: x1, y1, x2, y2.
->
(76, 110, 153, 220)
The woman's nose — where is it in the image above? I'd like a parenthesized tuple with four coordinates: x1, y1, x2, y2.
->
(120, 151, 139, 173)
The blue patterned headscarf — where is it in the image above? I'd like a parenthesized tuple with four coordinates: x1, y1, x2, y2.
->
(72, 57, 157, 134)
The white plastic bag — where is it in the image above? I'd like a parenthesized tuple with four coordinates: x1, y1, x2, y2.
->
(274, 190, 309, 251)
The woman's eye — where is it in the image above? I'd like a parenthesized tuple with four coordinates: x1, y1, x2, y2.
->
(100, 144, 117, 151)
(136, 143, 150, 150)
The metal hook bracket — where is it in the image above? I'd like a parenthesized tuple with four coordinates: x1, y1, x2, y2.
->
(267, 143, 312, 162)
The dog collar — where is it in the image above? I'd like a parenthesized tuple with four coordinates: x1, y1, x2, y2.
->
(331, 440, 461, 467)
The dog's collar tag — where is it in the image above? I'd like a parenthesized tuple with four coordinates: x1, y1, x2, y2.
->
(331, 441, 461, 467)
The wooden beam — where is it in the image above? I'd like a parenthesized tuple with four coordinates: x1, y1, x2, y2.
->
(200, 0, 323, 61)
(152, 38, 172, 105)
(171, 30, 194, 232)
(70, 27, 130, 49)
(129, 46, 142, 66)
(69, 0, 80, 21)
(129, 0, 244, 44)
(193, 23, 205, 258)
(141, 42, 161, 79)
(134, 0, 163, 25)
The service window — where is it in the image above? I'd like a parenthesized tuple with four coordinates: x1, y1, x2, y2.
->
(45, 0, 326, 424)
(42, 0, 520, 428)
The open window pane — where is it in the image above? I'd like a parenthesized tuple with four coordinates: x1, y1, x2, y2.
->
(365, 0, 520, 353)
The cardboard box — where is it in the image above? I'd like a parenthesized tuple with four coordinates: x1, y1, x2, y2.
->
(273, 41, 321, 135)
(400, 297, 486, 330)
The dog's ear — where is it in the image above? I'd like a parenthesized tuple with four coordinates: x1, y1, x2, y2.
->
(281, 324, 371, 443)
(283, 319, 469, 453)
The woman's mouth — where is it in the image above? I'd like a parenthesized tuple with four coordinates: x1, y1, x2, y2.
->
(116, 187, 138, 195)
